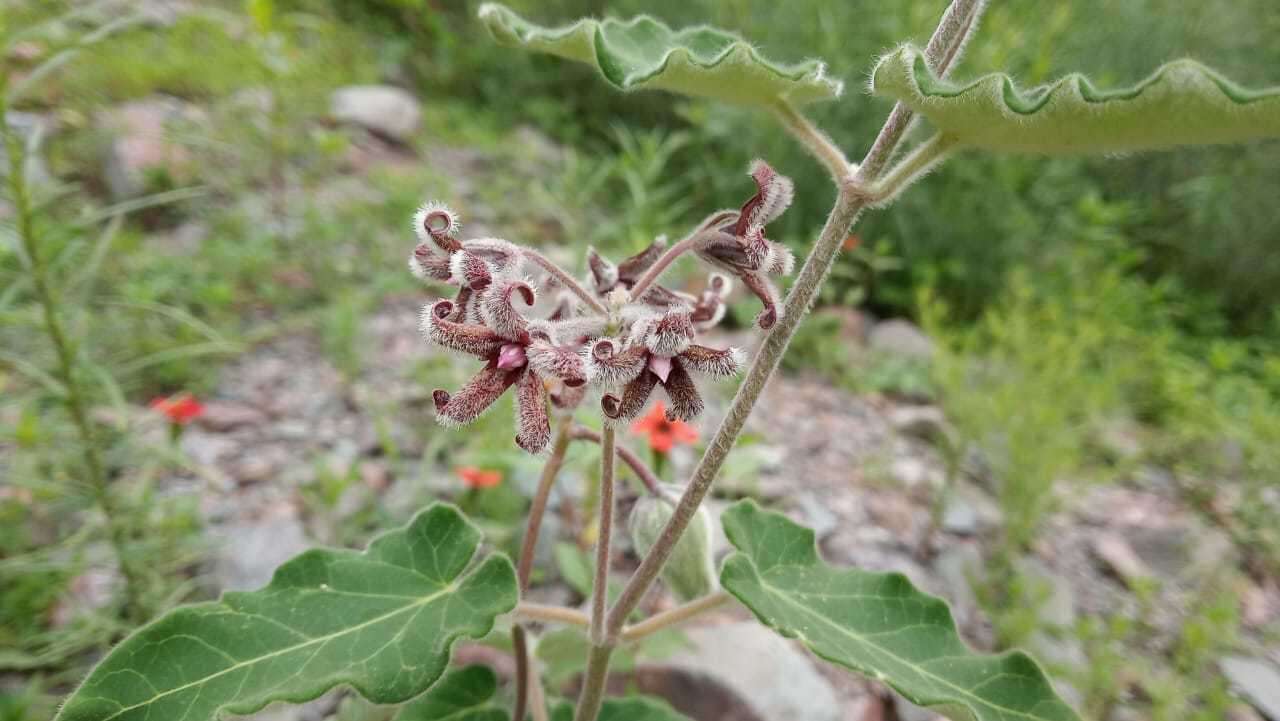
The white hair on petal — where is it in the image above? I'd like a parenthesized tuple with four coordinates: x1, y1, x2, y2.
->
(413, 201, 461, 244)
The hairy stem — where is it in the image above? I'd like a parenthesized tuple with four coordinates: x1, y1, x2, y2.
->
(771, 100, 852, 181)
(2, 93, 145, 621)
(517, 602, 591, 628)
(625, 233, 702, 303)
(573, 644, 615, 721)
(589, 425, 616, 644)
(603, 0, 987, 649)
(570, 425, 666, 500)
(522, 249, 607, 314)
(868, 133, 959, 206)
(513, 417, 573, 721)
(620, 590, 732, 642)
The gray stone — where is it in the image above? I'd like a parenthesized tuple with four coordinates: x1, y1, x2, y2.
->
(868, 319, 934, 360)
(933, 542, 983, 626)
(99, 97, 204, 199)
(889, 456, 945, 490)
(795, 492, 839, 540)
(1091, 533, 1152, 587)
(1221, 656, 1280, 721)
(330, 85, 422, 143)
(211, 512, 309, 591)
(662, 622, 840, 721)
(888, 404, 954, 445)
(942, 496, 979, 535)
(1015, 558, 1076, 628)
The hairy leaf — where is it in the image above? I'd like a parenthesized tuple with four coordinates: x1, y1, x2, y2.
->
(872, 44, 1280, 154)
(720, 500, 1079, 721)
(396, 665, 506, 721)
(57, 504, 518, 721)
(477, 3, 842, 106)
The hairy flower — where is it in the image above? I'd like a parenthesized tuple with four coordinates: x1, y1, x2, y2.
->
(631, 401, 699, 453)
(149, 393, 205, 424)
(421, 280, 587, 454)
(587, 309, 744, 423)
(587, 238, 688, 308)
(694, 160, 797, 329)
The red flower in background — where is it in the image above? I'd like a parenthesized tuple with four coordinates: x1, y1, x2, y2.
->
(150, 394, 205, 425)
(457, 466, 503, 489)
(631, 401, 699, 453)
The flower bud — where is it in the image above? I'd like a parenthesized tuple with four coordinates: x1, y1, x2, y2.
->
(628, 486, 716, 602)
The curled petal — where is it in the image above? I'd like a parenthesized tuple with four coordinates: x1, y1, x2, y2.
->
(420, 300, 504, 357)
(409, 243, 453, 282)
(734, 160, 794, 236)
(433, 364, 519, 426)
(550, 378, 587, 410)
(615, 235, 668, 284)
(661, 360, 704, 421)
(451, 286, 477, 323)
(694, 228, 755, 273)
(527, 339, 587, 386)
(679, 344, 745, 377)
(464, 238, 524, 273)
(605, 370, 659, 420)
(691, 274, 731, 328)
(450, 251, 493, 291)
(585, 339, 648, 388)
(546, 292, 575, 321)
(515, 370, 551, 453)
(764, 239, 796, 276)
(642, 311, 694, 357)
(414, 201, 463, 253)
(635, 283, 691, 309)
(480, 278, 535, 340)
(587, 247, 619, 293)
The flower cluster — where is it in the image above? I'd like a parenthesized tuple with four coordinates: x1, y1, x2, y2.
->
(411, 161, 797, 453)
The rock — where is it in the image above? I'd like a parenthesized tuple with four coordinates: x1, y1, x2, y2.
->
(1091, 533, 1152, 588)
(868, 319, 934, 360)
(1220, 656, 1280, 721)
(661, 622, 840, 721)
(1015, 558, 1076, 628)
(1127, 522, 1237, 582)
(795, 492, 838, 540)
(933, 542, 983, 626)
(888, 456, 944, 491)
(812, 306, 873, 345)
(940, 483, 1001, 536)
(99, 97, 204, 199)
(887, 404, 953, 445)
(941, 496, 978, 535)
(196, 400, 267, 431)
(330, 85, 422, 143)
(210, 510, 309, 591)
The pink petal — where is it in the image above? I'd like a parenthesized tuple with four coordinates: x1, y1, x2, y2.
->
(497, 343, 527, 370)
(647, 354, 673, 383)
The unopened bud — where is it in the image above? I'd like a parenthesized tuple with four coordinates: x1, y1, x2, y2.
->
(629, 486, 716, 602)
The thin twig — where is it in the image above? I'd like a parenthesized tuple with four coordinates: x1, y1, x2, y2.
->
(522, 249, 607, 314)
(512, 418, 573, 721)
(625, 233, 702, 304)
(517, 603, 591, 628)
(603, 0, 989, 645)
(867, 134, 959, 206)
(620, 590, 732, 642)
(570, 425, 667, 500)
(771, 101, 852, 181)
(589, 426, 616, 644)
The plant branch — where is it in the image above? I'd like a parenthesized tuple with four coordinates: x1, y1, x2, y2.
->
(522, 249, 607, 314)
(625, 232, 702, 304)
(867, 133, 959, 206)
(517, 603, 591, 628)
(2, 92, 145, 621)
(573, 644, 615, 721)
(570, 425, 666, 500)
(858, 0, 987, 182)
(620, 590, 732, 642)
(513, 417, 573, 721)
(589, 425, 616, 644)
(604, 0, 986, 645)
(771, 100, 852, 181)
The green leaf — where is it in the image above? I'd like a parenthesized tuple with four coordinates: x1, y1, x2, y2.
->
(477, 3, 842, 106)
(396, 665, 505, 721)
(872, 44, 1280, 154)
(719, 500, 1080, 721)
(57, 504, 518, 721)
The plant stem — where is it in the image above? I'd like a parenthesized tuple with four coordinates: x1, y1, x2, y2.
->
(513, 417, 573, 721)
(2, 94, 145, 622)
(620, 590, 732, 642)
(771, 100, 852, 181)
(589, 425, 616, 644)
(522, 249, 607, 314)
(570, 425, 666, 500)
(573, 4, 989, 718)
(867, 133, 959, 206)
(517, 602, 591, 628)
(625, 233, 701, 304)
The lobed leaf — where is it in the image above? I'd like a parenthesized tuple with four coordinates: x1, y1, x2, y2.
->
(57, 504, 518, 721)
(719, 500, 1080, 721)
(477, 3, 842, 106)
(872, 44, 1280, 154)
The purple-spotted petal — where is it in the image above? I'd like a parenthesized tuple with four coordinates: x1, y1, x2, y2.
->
(515, 370, 551, 453)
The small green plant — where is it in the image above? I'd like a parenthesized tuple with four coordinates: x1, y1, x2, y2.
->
(47, 3, 1280, 721)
